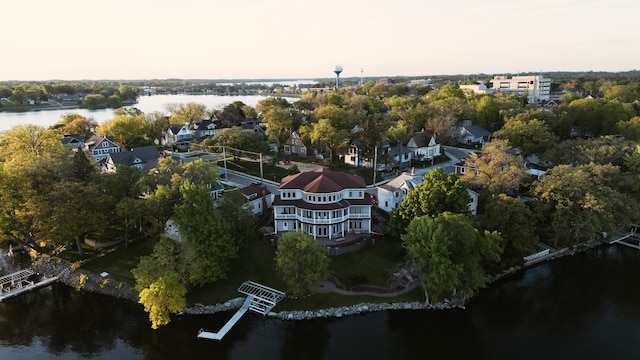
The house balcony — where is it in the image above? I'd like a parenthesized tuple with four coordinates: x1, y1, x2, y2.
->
(275, 213, 369, 225)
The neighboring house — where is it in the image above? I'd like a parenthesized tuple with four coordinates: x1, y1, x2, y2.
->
(241, 120, 266, 137)
(376, 170, 479, 215)
(343, 139, 365, 167)
(343, 141, 411, 170)
(381, 144, 412, 170)
(273, 168, 373, 241)
(162, 123, 193, 149)
(283, 131, 308, 156)
(406, 131, 441, 162)
(84, 135, 121, 162)
(240, 182, 273, 215)
(191, 119, 222, 140)
(457, 124, 491, 144)
(62, 134, 85, 150)
(377, 171, 421, 212)
(105, 145, 160, 172)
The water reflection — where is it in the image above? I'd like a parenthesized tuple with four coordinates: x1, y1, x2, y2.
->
(2, 246, 640, 359)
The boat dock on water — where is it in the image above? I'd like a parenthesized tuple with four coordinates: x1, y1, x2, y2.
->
(0, 269, 58, 302)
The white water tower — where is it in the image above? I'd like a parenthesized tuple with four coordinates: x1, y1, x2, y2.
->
(334, 65, 343, 90)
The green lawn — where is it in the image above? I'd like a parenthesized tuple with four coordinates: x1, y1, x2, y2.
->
(328, 240, 405, 289)
(77, 236, 158, 284)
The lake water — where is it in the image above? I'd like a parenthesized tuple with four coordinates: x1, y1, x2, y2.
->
(1, 245, 639, 359)
(0, 94, 271, 132)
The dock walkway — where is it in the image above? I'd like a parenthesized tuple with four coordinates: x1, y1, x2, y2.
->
(0, 269, 58, 302)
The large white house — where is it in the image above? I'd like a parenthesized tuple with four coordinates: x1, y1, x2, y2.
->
(489, 75, 551, 103)
(272, 168, 372, 242)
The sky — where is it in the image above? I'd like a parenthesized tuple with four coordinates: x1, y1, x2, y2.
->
(3, 0, 639, 81)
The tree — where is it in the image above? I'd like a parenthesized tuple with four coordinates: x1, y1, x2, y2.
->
(493, 118, 558, 157)
(97, 112, 152, 148)
(402, 213, 501, 303)
(174, 183, 237, 286)
(543, 136, 635, 167)
(263, 108, 295, 149)
(214, 103, 246, 128)
(133, 237, 185, 329)
(255, 96, 291, 114)
(165, 102, 207, 124)
(532, 163, 630, 246)
(312, 104, 349, 129)
(201, 127, 270, 155)
(0, 124, 66, 165)
(138, 272, 186, 329)
(461, 140, 526, 193)
(479, 194, 538, 269)
(28, 181, 112, 256)
(476, 96, 499, 130)
(53, 113, 98, 137)
(214, 189, 257, 245)
(310, 119, 348, 163)
(83, 94, 107, 109)
(617, 116, 640, 142)
(275, 231, 330, 297)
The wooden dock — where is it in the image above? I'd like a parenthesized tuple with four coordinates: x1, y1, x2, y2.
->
(0, 269, 58, 302)
(606, 230, 640, 250)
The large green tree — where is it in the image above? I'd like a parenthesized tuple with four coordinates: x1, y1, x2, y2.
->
(275, 231, 330, 297)
(402, 213, 501, 303)
(389, 167, 470, 239)
(479, 194, 538, 269)
(461, 140, 526, 193)
(132, 237, 186, 329)
(310, 118, 348, 164)
(97, 111, 152, 148)
(532, 163, 630, 246)
(202, 127, 270, 155)
(174, 182, 237, 286)
(28, 180, 112, 255)
(493, 118, 558, 157)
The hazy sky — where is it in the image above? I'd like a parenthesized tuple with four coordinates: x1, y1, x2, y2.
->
(3, 0, 638, 81)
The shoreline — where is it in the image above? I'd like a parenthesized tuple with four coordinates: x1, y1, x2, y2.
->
(28, 240, 603, 321)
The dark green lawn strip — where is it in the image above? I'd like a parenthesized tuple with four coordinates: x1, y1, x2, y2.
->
(329, 241, 406, 288)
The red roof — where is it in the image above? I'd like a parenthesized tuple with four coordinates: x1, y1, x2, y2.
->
(240, 183, 271, 198)
(279, 168, 366, 193)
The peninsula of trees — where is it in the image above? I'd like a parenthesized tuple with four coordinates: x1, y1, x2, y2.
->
(1, 71, 640, 328)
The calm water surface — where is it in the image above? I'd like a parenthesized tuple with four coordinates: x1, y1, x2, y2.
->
(1, 245, 639, 359)
(0, 94, 269, 132)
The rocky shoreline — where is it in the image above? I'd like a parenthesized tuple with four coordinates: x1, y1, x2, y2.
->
(28, 240, 603, 321)
(31, 256, 138, 302)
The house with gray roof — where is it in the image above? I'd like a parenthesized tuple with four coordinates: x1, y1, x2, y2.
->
(105, 145, 161, 172)
(84, 135, 121, 162)
(457, 124, 491, 144)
